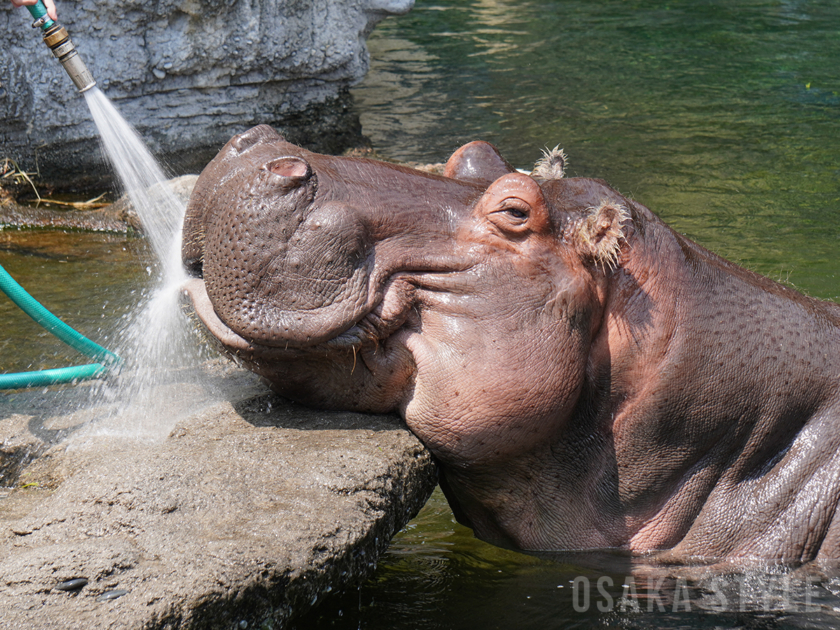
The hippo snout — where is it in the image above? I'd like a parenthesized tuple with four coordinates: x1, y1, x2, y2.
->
(186, 139, 375, 347)
(182, 125, 483, 350)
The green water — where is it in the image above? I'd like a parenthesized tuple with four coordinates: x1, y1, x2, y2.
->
(2, 0, 840, 627)
(298, 490, 840, 630)
(0, 231, 152, 375)
(354, 0, 840, 300)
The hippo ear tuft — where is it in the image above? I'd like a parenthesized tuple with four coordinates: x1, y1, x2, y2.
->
(532, 145, 567, 180)
(577, 201, 629, 269)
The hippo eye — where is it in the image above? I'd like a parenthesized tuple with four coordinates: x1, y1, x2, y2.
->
(487, 197, 531, 236)
(475, 172, 550, 237)
(502, 205, 528, 221)
(491, 198, 531, 229)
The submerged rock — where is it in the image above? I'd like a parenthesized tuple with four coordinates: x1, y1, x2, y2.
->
(0, 198, 140, 233)
(0, 363, 436, 628)
(1, 0, 413, 189)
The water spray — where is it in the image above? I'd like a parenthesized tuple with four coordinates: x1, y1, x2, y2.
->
(24, 0, 96, 93)
(8, 1, 198, 412)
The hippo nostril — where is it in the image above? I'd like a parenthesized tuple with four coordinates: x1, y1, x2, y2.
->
(229, 124, 282, 155)
(262, 156, 313, 188)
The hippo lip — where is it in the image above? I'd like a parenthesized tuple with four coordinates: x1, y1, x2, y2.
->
(182, 278, 365, 353)
(182, 278, 252, 352)
(181, 276, 415, 354)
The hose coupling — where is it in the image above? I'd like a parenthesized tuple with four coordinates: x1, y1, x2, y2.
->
(40, 23, 96, 93)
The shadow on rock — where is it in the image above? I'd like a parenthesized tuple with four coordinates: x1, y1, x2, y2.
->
(234, 393, 406, 432)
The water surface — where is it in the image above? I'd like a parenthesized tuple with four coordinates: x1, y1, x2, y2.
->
(354, 0, 840, 299)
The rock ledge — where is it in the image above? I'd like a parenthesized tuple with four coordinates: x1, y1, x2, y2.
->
(0, 371, 436, 629)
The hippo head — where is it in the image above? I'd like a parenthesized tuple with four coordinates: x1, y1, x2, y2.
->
(182, 125, 634, 543)
(183, 125, 630, 462)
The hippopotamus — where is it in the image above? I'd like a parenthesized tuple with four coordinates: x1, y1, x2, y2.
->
(182, 124, 840, 563)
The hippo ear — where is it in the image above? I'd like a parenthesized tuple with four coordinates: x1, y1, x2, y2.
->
(474, 173, 551, 237)
(228, 124, 286, 155)
(576, 201, 629, 269)
(444, 141, 517, 186)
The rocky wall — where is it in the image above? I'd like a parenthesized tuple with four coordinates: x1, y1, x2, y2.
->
(1, 0, 413, 189)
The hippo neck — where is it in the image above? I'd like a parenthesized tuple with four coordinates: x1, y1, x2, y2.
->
(582, 207, 840, 556)
(439, 206, 840, 556)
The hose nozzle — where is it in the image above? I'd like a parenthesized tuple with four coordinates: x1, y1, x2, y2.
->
(41, 24, 96, 93)
(25, 1, 96, 93)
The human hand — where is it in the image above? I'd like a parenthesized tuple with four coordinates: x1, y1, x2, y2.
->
(10, 0, 57, 21)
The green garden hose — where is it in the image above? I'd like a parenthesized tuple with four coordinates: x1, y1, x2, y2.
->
(0, 263, 120, 389)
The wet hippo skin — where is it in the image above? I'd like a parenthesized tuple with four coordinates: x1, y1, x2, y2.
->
(182, 124, 840, 563)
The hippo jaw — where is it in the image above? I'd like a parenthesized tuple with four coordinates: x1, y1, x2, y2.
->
(183, 262, 492, 415)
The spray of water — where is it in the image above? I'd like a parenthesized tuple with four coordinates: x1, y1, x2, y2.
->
(84, 88, 183, 266)
(81, 87, 210, 439)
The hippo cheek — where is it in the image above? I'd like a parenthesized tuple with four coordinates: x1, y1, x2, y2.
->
(397, 297, 589, 467)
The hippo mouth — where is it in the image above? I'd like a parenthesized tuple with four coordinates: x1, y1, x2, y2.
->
(181, 273, 420, 356)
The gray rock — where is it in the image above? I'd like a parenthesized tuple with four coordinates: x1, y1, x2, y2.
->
(0, 363, 436, 629)
(1, 0, 413, 189)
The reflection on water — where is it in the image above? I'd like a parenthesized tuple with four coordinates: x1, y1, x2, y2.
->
(296, 490, 840, 629)
(2, 0, 840, 627)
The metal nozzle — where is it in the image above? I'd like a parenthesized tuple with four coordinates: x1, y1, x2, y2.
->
(41, 24, 96, 93)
